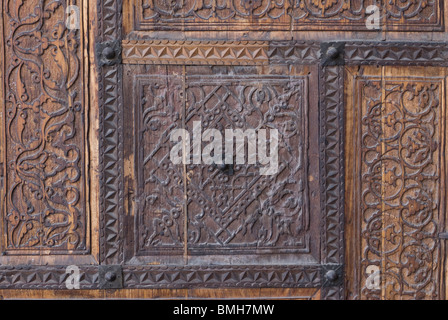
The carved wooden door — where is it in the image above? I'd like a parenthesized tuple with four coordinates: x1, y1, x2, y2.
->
(0, 0, 446, 300)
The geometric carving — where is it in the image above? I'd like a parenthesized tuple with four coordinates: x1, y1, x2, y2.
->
(185, 75, 310, 255)
(123, 265, 322, 289)
(122, 40, 320, 65)
(319, 66, 345, 300)
(320, 66, 345, 266)
(345, 42, 448, 67)
(0, 266, 99, 290)
(133, 70, 317, 259)
(122, 41, 448, 68)
(98, 0, 125, 264)
(0, 265, 322, 289)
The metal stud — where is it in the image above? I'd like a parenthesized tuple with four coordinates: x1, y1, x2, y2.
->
(325, 270, 339, 282)
(105, 271, 117, 282)
(327, 46, 340, 60)
(102, 47, 116, 60)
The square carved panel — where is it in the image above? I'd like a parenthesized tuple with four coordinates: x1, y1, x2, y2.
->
(124, 65, 320, 265)
(185, 74, 310, 255)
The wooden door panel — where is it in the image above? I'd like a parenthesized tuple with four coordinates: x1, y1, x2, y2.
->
(123, 64, 321, 268)
(0, 0, 446, 300)
(115, 34, 345, 293)
(2, 2, 87, 255)
(0, 0, 98, 266)
(345, 66, 447, 300)
(184, 67, 316, 259)
(122, 65, 186, 264)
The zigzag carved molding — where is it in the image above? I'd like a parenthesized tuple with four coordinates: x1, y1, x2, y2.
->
(122, 40, 320, 65)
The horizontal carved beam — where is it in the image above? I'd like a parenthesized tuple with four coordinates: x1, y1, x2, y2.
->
(122, 40, 321, 65)
(122, 40, 448, 66)
(0, 265, 323, 289)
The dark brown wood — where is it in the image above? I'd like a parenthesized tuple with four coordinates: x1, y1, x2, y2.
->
(0, 0, 446, 300)
(123, 64, 321, 265)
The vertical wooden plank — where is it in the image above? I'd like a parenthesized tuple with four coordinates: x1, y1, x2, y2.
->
(1, 0, 89, 257)
(346, 65, 447, 300)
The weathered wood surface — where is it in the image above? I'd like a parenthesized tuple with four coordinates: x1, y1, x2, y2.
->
(345, 66, 448, 300)
(0, 0, 446, 299)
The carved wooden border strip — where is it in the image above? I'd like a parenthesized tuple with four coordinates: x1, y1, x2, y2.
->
(0, 265, 321, 289)
(345, 42, 448, 66)
(131, 0, 444, 32)
(122, 40, 321, 65)
(98, 0, 125, 265)
(123, 266, 322, 289)
(0, 266, 99, 290)
(319, 65, 345, 300)
(320, 65, 345, 266)
(122, 41, 448, 67)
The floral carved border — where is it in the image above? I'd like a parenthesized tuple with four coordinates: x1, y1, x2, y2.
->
(131, 0, 444, 32)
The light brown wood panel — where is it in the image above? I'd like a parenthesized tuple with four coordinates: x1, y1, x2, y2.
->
(123, 0, 448, 42)
(0, 0, 99, 266)
(345, 65, 448, 300)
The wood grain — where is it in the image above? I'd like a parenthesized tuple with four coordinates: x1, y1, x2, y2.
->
(0, 288, 321, 300)
(0, 0, 446, 300)
(345, 66, 448, 300)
